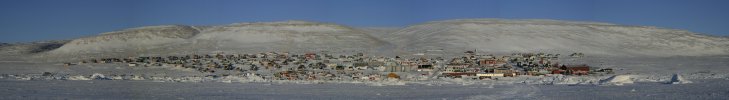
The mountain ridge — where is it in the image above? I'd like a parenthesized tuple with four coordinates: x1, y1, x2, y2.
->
(5, 19, 727, 61)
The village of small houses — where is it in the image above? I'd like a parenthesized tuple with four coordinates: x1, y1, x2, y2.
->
(62, 51, 613, 82)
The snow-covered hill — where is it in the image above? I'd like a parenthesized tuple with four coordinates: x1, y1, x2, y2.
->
(384, 19, 729, 56)
(188, 21, 387, 52)
(0, 41, 67, 55)
(49, 25, 199, 54)
(41, 21, 387, 60)
(21, 19, 729, 60)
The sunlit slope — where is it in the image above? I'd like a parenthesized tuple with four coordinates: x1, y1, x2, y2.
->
(384, 19, 729, 56)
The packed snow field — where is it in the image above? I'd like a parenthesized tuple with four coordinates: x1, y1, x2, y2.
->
(1, 79, 728, 99)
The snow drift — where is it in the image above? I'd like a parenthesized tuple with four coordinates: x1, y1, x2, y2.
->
(600, 75, 635, 85)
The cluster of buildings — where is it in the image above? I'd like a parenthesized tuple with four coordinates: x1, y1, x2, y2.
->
(65, 51, 612, 81)
(441, 51, 610, 79)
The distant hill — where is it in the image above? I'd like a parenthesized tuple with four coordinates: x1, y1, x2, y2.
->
(383, 19, 729, 56)
(49, 25, 199, 54)
(38, 21, 387, 60)
(0, 41, 66, 53)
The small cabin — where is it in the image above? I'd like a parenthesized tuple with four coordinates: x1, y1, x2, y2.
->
(417, 64, 434, 72)
(560, 65, 590, 75)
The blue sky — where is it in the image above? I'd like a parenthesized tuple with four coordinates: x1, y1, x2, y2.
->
(1, 0, 728, 42)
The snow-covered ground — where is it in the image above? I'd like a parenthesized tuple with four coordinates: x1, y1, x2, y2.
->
(0, 79, 727, 100)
